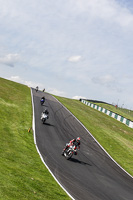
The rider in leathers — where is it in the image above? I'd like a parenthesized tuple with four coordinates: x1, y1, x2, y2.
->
(63, 137, 80, 155)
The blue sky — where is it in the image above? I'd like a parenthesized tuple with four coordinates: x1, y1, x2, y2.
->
(0, 0, 133, 109)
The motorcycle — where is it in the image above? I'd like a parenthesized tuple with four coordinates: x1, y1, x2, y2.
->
(62, 145, 77, 160)
(41, 113, 49, 124)
(35, 86, 39, 92)
(40, 98, 45, 105)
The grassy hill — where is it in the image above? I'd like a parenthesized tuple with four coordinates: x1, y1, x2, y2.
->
(0, 77, 133, 200)
(0, 77, 70, 200)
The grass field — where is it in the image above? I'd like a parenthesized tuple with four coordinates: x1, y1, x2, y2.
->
(54, 96, 133, 177)
(0, 77, 70, 200)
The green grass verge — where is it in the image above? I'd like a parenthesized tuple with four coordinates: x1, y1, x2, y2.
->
(0, 78, 70, 200)
(54, 96, 133, 177)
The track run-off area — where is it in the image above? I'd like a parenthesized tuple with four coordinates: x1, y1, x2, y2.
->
(31, 88, 133, 200)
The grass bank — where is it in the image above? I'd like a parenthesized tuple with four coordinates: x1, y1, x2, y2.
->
(0, 78, 70, 200)
(54, 96, 133, 177)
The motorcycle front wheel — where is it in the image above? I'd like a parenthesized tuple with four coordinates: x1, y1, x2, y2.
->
(64, 150, 73, 160)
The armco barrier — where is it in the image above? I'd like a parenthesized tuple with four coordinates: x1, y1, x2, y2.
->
(81, 99, 133, 129)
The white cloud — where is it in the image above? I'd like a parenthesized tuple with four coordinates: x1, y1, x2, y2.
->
(8, 76, 66, 96)
(74, 0, 133, 27)
(0, 54, 20, 67)
(91, 74, 123, 93)
(92, 74, 115, 85)
(9, 76, 22, 82)
(47, 87, 66, 97)
(72, 95, 86, 100)
(8, 76, 44, 89)
(68, 56, 81, 62)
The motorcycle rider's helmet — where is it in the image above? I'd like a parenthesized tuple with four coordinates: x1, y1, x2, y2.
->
(44, 109, 49, 114)
(76, 137, 80, 144)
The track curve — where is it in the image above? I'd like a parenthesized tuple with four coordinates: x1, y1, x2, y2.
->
(32, 89, 133, 200)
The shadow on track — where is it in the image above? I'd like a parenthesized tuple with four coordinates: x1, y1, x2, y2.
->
(69, 158, 92, 166)
(42, 122, 54, 126)
(41, 105, 48, 107)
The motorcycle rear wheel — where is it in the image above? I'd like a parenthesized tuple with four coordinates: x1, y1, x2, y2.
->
(42, 118, 46, 124)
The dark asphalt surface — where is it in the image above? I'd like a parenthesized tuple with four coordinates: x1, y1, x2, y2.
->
(32, 89, 133, 200)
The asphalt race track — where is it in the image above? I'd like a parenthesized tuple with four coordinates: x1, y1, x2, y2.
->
(32, 88, 133, 200)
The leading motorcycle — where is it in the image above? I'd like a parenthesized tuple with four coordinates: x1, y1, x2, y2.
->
(35, 86, 39, 92)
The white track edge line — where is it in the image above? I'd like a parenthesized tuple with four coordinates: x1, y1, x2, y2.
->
(30, 89, 75, 200)
(53, 95, 133, 179)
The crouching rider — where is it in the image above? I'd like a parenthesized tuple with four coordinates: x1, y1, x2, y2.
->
(63, 137, 80, 155)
